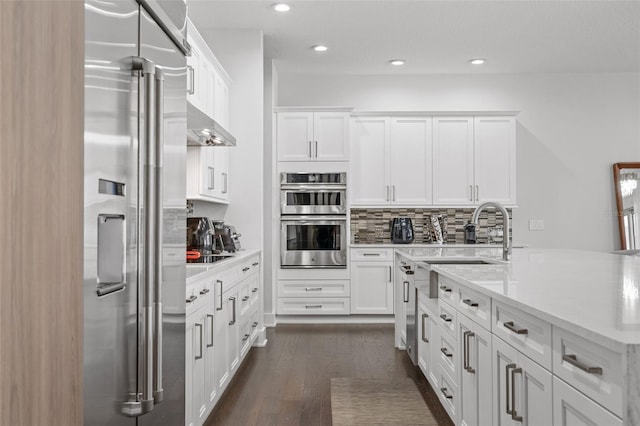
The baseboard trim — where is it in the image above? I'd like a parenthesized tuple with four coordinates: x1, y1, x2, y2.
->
(275, 315, 394, 325)
(252, 327, 268, 347)
(264, 313, 277, 327)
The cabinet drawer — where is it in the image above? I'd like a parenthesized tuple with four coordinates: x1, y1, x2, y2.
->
(249, 310, 260, 339)
(438, 300, 457, 339)
(239, 255, 260, 277)
(553, 376, 622, 426)
(238, 281, 251, 318)
(277, 298, 350, 315)
(437, 365, 458, 424)
(552, 326, 623, 417)
(438, 327, 458, 381)
(438, 276, 459, 305)
(239, 319, 252, 359)
(456, 284, 491, 330)
(351, 247, 393, 261)
(186, 277, 213, 315)
(278, 280, 350, 298)
(493, 301, 552, 370)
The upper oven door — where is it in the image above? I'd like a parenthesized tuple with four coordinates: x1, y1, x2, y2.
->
(280, 216, 347, 268)
(280, 186, 347, 215)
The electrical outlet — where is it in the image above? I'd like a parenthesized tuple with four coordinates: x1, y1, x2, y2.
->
(529, 219, 544, 231)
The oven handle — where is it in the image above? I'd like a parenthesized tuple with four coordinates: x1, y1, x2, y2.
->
(281, 216, 347, 223)
(280, 185, 347, 191)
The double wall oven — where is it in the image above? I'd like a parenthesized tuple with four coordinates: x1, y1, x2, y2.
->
(280, 172, 347, 268)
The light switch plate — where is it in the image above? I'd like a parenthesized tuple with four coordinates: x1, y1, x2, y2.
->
(529, 219, 544, 231)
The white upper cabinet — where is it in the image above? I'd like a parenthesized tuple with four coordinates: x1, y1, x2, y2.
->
(350, 117, 390, 205)
(390, 117, 433, 205)
(351, 116, 433, 206)
(277, 111, 349, 162)
(186, 19, 231, 127)
(186, 146, 229, 204)
(433, 117, 475, 205)
(433, 116, 516, 206)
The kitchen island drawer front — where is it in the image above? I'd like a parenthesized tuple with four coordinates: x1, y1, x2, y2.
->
(552, 376, 622, 426)
(277, 280, 350, 298)
(186, 276, 213, 315)
(277, 298, 350, 315)
(438, 327, 459, 380)
(437, 365, 458, 423)
(456, 284, 491, 330)
(552, 326, 623, 417)
(438, 276, 459, 305)
(438, 300, 458, 339)
(493, 301, 552, 370)
(351, 248, 393, 261)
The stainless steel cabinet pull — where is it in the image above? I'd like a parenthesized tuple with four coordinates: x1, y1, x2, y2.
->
(242, 296, 250, 302)
(562, 354, 603, 375)
(511, 367, 523, 422)
(199, 288, 210, 295)
(308, 141, 312, 158)
(476, 185, 479, 202)
(440, 347, 453, 357)
(242, 334, 250, 342)
(252, 322, 258, 328)
(228, 297, 236, 325)
(187, 65, 195, 94)
(186, 295, 197, 303)
(504, 321, 528, 335)
(403, 281, 409, 303)
(216, 280, 223, 311)
(315, 140, 318, 158)
(206, 314, 214, 348)
(421, 314, 429, 343)
(363, 253, 381, 256)
(463, 331, 475, 373)
(222, 172, 228, 194)
(463, 299, 478, 308)
(305, 287, 322, 291)
(252, 288, 258, 293)
(195, 323, 203, 360)
(252, 262, 259, 266)
(439, 314, 452, 322)
(389, 266, 392, 282)
(469, 185, 473, 201)
(305, 304, 322, 308)
(505, 363, 516, 415)
(440, 387, 453, 399)
(242, 267, 250, 272)
(440, 285, 452, 293)
(386, 185, 390, 201)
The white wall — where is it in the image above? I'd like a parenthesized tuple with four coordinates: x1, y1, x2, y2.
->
(277, 72, 640, 251)
(200, 29, 264, 251)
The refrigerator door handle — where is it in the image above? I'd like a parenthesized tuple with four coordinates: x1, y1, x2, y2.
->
(129, 55, 157, 417)
(152, 68, 165, 404)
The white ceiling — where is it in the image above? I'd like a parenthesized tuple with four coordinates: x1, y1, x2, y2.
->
(188, 0, 640, 75)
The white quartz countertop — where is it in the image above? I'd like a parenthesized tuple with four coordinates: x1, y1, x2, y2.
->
(186, 249, 261, 281)
(425, 248, 640, 346)
(394, 246, 507, 263)
(352, 243, 526, 249)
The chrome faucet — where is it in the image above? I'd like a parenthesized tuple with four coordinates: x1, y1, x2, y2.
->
(471, 201, 511, 261)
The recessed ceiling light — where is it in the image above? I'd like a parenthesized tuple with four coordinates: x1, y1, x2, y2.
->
(313, 45, 328, 52)
(389, 59, 405, 66)
(470, 58, 486, 65)
(272, 3, 291, 12)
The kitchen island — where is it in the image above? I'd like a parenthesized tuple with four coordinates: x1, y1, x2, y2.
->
(395, 247, 640, 426)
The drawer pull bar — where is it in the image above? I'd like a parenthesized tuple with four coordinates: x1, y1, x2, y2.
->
(252, 288, 259, 293)
(504, 321, 528, 335)
(242, 333, 250, 342)
(440, 285, 452, 293)
(562, 354, 603, 375)
(199, 288, 210, 295)
(505, 363, 516, 415)
(463, 331, 475, 373)
(440, 347, 453, 358)
(421, 314, 429, 343)
(511, 367, 523, 422)
(186, 295, 197, 303)
(242, 267, 250, 272)
(463, 299, 478, 307)
(252, 262, 259, 266)
(403, 281, 409, 303)
(439, 387, 453, 399)
(305, 304, 322, 309)
(439, 314, 452, 322)
(363, 253, 381, 256)
(252, 322, 258, 328)
(305, 287, 323, 291)
(242, 296, 250, 302)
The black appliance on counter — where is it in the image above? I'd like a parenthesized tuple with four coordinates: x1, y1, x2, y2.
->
(391, 217, 414, 244)
(464, 222, 477, 244)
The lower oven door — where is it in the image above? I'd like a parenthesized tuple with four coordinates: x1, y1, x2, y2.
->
(280, 216, 347, 268)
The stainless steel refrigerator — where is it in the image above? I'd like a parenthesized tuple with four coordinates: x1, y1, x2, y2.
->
(84, 0, 189, 424)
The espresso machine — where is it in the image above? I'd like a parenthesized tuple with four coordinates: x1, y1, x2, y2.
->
(186, 217, 224, 263)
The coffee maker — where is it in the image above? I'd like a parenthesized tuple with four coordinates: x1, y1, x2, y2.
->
(186, 217, 224, 263)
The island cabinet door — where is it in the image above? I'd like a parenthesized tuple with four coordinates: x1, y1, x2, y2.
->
(493, 335, 553, 426)
(552, 376, 622, 426)
(458, 314, 492, 426)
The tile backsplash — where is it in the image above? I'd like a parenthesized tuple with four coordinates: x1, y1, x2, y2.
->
(350, 208, 512, 244)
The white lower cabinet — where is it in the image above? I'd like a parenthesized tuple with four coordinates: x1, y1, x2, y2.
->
(493, 334, 552, 426)
(203, 292, 217, 414)
(458, 313, 493, 426)
(552, 376, 622, 426)
(186, 309, 207, 426)
(350, 261, 394, 314)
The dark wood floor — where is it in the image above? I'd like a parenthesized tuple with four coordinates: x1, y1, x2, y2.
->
(204, 324, 454, 426)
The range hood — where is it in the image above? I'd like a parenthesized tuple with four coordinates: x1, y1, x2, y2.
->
(187, 102, 236, 147)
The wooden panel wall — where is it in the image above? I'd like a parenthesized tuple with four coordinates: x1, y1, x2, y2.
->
(0, 1, 84, 425)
